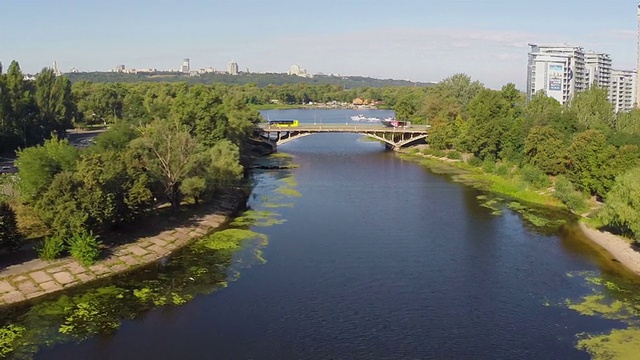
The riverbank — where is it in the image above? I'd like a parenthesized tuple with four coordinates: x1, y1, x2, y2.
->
(578, 223, 640, 276)
(0, 189, 247, 308)
(400, 147, 640, 277)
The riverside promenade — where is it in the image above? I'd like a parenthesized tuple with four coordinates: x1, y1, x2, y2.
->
(0, 192, 244, 307)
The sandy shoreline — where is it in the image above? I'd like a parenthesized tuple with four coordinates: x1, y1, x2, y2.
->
(578, 223, 640, 276)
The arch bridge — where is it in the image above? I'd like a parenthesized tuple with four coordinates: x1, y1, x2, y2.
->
(255, 124, 428, 151)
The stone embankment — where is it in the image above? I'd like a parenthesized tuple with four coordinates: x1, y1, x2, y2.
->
(0, 192, 244, 307)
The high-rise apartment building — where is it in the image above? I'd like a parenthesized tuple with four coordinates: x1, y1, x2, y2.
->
(609, 69, 637, 112)
(526, 44, 586, 105)
(181, 58, 190, 74)
(228, 60, 239, 75)
(584, 52, 612, 89)
(636, 3, 640, 108)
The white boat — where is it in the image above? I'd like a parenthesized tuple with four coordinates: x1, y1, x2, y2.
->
(351, 114, 381, 122)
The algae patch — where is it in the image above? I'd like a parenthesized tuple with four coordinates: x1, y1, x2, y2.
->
(557, 271, 640, 359)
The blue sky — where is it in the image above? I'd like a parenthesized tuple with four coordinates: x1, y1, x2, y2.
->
(0, 0, 637, 89)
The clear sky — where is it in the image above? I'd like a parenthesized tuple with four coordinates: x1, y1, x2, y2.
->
(0, 0, 637, 89)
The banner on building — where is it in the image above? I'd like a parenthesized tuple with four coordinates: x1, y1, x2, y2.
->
(548, 64, 564, 91)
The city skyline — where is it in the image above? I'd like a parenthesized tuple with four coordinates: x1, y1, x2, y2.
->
(0, 0, 636, 89)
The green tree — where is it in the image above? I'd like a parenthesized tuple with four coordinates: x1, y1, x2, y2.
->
(569, 86, 614, 131)
(600, 167, 640, 241)
(459, 89, 512, 160)
(131, 119, 201, 210)
(524, 125, 566, 175)
(91, 122, 138, 152)
(565, 130, 615, 197)
(35, 68, 74, 138)
(0, 202, 21, 250)
(15, 137, 79, 202)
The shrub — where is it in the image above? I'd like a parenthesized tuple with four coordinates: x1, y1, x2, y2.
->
(0, 202, 21, 250)
(38, 234, 66, 260)
(519, 165, 551, 189)
(554, 175, 587, 212)
(421, 147, 434, 156)
(467, 156, 482, 167)
(431, 149, 445, 158)
(482, 158, 496, 173)
(68, 230, 101, 265)
(446, 151, 462, 160)
(495, 163, 510, 177)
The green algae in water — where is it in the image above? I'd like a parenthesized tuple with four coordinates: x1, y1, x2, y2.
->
(198, 229, 267, 251)
(555, 271, 640, 359)
(576, 328, 640, 360)
(230, 210, 286, 227)
(0, 324, 25, 357)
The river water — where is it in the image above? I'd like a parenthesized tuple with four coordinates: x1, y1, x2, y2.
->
(3, 109, 640, 359)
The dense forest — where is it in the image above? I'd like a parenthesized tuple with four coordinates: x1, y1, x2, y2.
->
(65, 71, 433, 89)
(1, 60, 640, 265)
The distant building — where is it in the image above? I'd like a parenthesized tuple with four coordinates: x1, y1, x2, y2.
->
(112, 65, 126, 73)
(584, 51, 612, 88)
(181, 58, 190, 74)
(53, 60, 62, 76)
(609, 69, 637, 112)
(228, 60, 239, 75)
(526, 43, 586, 105)
(288, 64, 312, 78)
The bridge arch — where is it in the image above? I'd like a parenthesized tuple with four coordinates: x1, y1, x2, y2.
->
(256, 124, 428, 151)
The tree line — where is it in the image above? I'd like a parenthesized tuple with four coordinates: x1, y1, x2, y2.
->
(65, 71, 431, 89)
(394, 74, 640, 241)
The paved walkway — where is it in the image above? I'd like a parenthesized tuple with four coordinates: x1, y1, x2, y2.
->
(0, 194, 242, 307)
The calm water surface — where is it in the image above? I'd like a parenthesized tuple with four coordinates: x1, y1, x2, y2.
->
(12, 109, 640, 359)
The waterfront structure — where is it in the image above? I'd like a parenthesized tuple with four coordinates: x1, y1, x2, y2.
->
(181, 58, 190, 74)
(228, 60, 239, 75)
(526, 44, 585, 105)
(609, 69, 637, 112)
(584, 52, 612, 89)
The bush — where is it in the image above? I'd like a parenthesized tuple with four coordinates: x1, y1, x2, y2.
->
(68, 230, 101, 266)
(446, 151, 462, 160)
(38, 234, 66, 260)
(421, 147, 434, 156)
(0, 202, 21, 250)
(467, 156, 482, 167)
(431, 149, 445, 158)
(519, 165, 551, 189)
(495, 163, 510, 177)
(554, 175, 587, 212)
(482, 158, 496, 173)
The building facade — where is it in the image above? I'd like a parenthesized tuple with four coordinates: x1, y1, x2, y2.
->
(227, 61, 239, 75)
(181, 58, 190, 74)
(526, 44, 586, 105)
(609, 69, 637, 112)
(584, 52, 612, 89)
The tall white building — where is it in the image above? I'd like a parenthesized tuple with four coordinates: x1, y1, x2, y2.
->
(584, 52, 612, 89)
(527, 44, 586, 105)
(609, 69, 637, 112)
(181, 58, 190, 74)
(636, 3, 640, 108)
(227, 60, 239, 75)
(288, 64, 312, 78)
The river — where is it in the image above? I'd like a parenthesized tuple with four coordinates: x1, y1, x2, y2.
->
(3, 109, 640, 359)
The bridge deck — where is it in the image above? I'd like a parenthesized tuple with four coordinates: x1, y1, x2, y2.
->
(258, 124, 428, 134)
